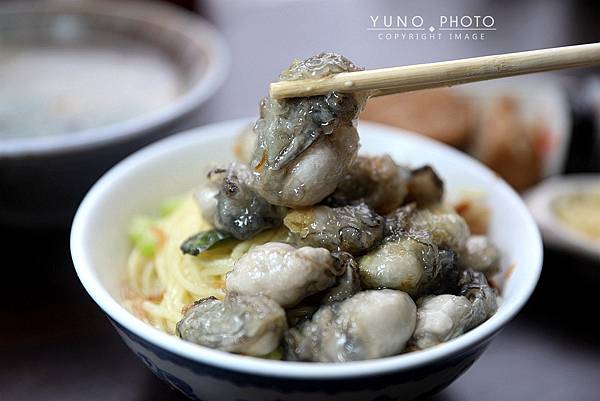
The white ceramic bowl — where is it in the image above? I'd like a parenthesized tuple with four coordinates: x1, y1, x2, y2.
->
(71, 119, 543, 401)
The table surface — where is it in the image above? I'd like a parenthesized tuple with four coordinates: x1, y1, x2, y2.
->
(2, 222, 600, 401)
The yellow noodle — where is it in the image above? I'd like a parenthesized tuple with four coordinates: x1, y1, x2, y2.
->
(122, 194, 282, 335)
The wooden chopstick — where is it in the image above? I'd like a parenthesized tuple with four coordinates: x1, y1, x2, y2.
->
(269, 43, 600, 99)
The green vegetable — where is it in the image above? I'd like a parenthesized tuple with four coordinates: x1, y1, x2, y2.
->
(180, 230, 232, 256)
(159, 197, 182, 217)
(128, 215, 158, 257)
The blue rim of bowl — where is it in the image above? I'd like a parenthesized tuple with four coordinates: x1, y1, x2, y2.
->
(70, 119, 543, 379)
(0, 0, 229, 158)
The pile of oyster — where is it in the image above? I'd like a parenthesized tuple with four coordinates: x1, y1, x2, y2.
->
(176, 53, 500, 362)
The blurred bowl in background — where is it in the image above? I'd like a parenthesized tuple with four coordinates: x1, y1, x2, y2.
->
(0, 0, 228, 226)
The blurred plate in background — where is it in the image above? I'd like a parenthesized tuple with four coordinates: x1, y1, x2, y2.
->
(526, 174, 600, 260)
(361, 76, 571, 191)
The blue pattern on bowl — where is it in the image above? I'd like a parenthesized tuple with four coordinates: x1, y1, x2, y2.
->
(110, 318, 495, 401)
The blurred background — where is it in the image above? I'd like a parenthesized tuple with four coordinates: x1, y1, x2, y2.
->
(1, 0, 599, 400)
